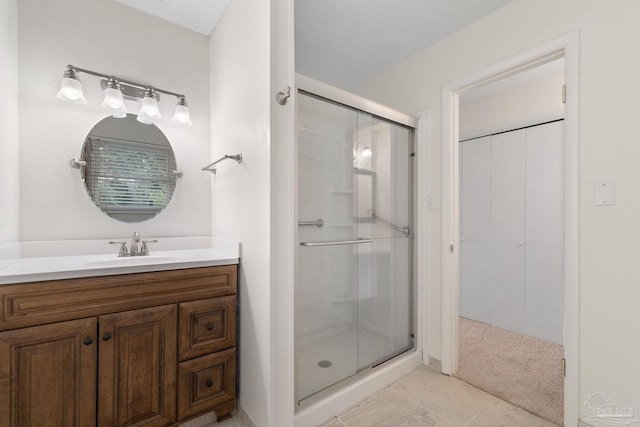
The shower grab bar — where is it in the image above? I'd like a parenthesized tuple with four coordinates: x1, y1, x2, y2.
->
(370, 210, 410, 236)
(300, 238, 372, 247)
(298, 219, 324, 227)
(202, 153, 243, 174)
(299, 234, 409, 247)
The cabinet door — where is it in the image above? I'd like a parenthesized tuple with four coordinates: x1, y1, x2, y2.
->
(98, 305, 177, 427)
(460, 136, 493, 323)
(0, 318, 97, 427)
(491, 129, 526, 333)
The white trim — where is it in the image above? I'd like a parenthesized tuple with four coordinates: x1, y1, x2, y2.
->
(295, 73, 419, 128)
(271, 0, 296, 426)
(417, 110, 430, 365)
(440, 31, 580, 426)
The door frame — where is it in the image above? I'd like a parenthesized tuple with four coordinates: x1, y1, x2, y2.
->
(440, 32, 580, 425)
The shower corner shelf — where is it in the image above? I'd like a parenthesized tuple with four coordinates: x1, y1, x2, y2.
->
(329, 295, 354, 303)
(329, 189, 353, 194)
(330, 223, 355, 228)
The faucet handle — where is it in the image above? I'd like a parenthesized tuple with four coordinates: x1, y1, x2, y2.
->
(109, 241, 128, 257)
(140, 239, 158, 256)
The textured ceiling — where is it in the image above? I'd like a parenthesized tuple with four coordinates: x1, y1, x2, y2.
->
(295, 0, 516, 89)
(113, 0, 516, 89)
(114, 0, 231, 36)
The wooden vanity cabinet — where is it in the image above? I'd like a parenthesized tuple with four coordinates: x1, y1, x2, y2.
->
(0, 265, 238, 427)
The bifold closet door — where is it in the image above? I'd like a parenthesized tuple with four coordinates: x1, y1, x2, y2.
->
(460, 136, 492, 324)
(525, 121, 564, 344)
(490, 129, 526, 334)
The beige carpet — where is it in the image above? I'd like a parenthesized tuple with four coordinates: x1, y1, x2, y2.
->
(455, 317, 564, 426)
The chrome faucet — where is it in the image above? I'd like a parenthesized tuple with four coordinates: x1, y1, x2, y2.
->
(131, 231, 140, 255)
(109, 232, 158, 257)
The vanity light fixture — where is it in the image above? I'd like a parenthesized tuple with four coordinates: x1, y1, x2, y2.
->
(56, 64, 192, 125)
(56, 66, 87, 104)
(137, 88, 162, 124)
(100, 77, 126, 118)
(172, 96, 192, 125)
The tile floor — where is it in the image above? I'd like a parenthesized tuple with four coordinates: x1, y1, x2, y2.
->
(209, 367, 559, 427)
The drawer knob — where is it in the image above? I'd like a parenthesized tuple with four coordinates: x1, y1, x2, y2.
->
(102, 332, 112, 341)
(206, 323, 214, 331)
(206, 379, 213, 387)
(83, 337, 93, 346)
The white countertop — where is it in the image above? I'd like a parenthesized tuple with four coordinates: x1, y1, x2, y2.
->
(0, 238, 240, 285)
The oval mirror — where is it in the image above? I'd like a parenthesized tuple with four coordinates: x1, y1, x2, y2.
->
(79, 114, 178, 222)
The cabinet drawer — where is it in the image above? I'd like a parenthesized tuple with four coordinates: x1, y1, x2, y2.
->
(177, 347, 236, 421)
(0, 265, 237, 331)
(179, 296, 237, 361)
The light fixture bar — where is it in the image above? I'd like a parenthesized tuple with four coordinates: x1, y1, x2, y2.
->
(58, 65, 192, 126)
(69, 65, 185, 99)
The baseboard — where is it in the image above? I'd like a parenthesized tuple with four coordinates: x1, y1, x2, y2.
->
(176, 403, 255, 427)
(235, 404, 257, 427)
(427, 356, 442, 372)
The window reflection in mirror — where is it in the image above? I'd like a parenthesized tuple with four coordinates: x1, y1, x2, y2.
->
(80, 114, 178, 222)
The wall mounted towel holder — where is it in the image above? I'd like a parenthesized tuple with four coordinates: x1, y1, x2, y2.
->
(202, 154, 243, 174)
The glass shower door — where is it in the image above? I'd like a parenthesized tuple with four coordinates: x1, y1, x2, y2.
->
(354, 114, 413, 370)
(296, 92, 413, 405)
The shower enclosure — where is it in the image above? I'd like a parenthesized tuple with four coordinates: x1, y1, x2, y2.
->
(295, 84, 415, 406)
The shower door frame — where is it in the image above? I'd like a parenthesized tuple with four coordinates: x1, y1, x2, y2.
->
(294, 74, 422, 410)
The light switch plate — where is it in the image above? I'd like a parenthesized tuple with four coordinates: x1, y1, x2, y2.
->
(594, 181, 616, 206)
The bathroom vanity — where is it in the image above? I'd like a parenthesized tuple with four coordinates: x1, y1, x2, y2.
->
(0, 251, 238, 426)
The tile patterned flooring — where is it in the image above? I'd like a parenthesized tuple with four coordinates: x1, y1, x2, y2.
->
(320, 368, 558, 427)
(207, 367, 558, 427)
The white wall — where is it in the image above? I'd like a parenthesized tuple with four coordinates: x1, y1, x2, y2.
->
(17, 0, 211, 242)
(355, 0, 640, 423)
(0, 0, 20, 246)
(209, 0, 272, 423)
(459, 70, 564, 138)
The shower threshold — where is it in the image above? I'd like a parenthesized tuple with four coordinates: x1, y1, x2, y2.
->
(296, 322, 414, 409)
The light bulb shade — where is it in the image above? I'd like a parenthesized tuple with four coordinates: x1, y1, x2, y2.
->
(57, 77, 87, 104)
(101, 87, 126, 115)
(172, 104, 192, 125)
(137, 93, 161, 123)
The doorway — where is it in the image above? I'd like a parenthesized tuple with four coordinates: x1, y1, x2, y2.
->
(440, 33, 580, 427)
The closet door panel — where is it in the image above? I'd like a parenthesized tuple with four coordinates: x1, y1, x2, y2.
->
(491, 129, 526, 334)
(525, 121, 564, 344)
(460, 137, 492, 324)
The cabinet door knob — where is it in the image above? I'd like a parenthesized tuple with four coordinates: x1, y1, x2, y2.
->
(206, 323, 214, 331)
(83, 337, 93, 345)
(206, 379, 213, 387)
(102, 332, 112, 341)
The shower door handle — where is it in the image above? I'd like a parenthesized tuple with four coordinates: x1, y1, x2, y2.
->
(300, 238, 373, 247)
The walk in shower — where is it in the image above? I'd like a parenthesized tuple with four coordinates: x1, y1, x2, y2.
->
(295, 79, 416, 407)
